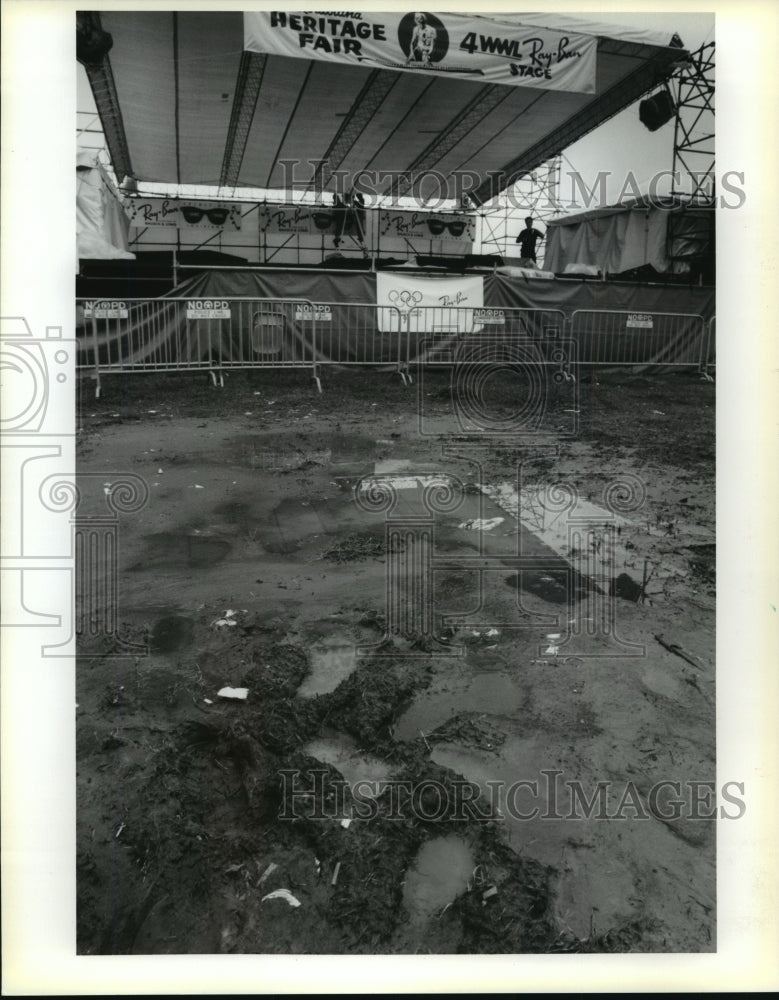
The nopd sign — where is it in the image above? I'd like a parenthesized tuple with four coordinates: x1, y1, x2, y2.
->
(186, 300, 231, 320)
(474, 308, 505, 325)
(82, 301, 128, 319)
(295, 304, 332, 322)
(626, 313, 654, 329)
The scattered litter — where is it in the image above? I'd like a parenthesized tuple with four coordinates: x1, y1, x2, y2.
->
(217, 687, 248, 700)
(482, 886, 498, 902)
(420, 730, 431, 752)
(203, 698, 213, 705)
(261, 889, 301, 908)
(654, 634, 703, 670)
(158, 468, 163, 474)
(103, 487, 111, 495)
(652, 410, 666, 415)
(213, 617, 237, 628)
(315, 858, 321, 874)
(331, 862, 342, 886)
(258, 862, 279, 885)
(544, 645, 559, 656)
(147, 410, 157, 414)
(115, 822, 125, 839)
(458, 517, 504, 531)
(253, 391, 261, 395)
(340, 817, 352, 829)
(193, 484, 204, 489)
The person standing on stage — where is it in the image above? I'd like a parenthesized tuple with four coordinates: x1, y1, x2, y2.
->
(516, 216, 544, 264)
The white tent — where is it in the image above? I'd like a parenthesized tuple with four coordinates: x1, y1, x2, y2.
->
(77, 149, 135, 260)
(544, 197, 673, 274)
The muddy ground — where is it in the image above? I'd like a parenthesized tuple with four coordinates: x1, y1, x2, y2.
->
(76, 365, 715, 954)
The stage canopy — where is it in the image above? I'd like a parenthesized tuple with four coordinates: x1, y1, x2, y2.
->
(79, 11, 688, 205)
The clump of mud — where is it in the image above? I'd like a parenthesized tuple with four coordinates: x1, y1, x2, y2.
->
(322, 528, 406, 564)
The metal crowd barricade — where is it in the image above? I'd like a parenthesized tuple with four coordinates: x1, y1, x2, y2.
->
(400, 305, 571, 375)
(568, 310, 707, 368)
(295, 302, 410, 383)
(700, 316, 715, 380)
(76, 297, 321, 396)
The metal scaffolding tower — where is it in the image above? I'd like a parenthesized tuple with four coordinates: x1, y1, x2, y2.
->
(477, 156, 562, 266)
(667, 42, 715, 280)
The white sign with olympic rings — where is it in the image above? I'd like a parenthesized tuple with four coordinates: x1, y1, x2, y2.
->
(376, 274, 484, 332)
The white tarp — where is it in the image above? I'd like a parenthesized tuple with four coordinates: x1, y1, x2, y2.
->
(244, 12, 598, 93)
(544, 203, 670, 274)
(376, 272, 484, 332)
(77, 151, 135, 260)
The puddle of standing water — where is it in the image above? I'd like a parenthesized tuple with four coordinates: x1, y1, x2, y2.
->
(130, 533, 231, 569)
(402, 835, 474, 924)
(429, 739, 644, 939)
(394, 672, 524, 742)
(301, 735, 394, 795)
(297, 636, 358, 698)
(150, 614, 193, 653)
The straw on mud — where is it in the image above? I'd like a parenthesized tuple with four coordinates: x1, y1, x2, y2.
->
(654, 633, 703, 669)
(420, 730, 431, 751)
(331, 861, 341, 886)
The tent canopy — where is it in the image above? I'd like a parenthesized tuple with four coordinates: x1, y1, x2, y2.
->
(82, 11, 687, 205)
(543, 196, 713, 275)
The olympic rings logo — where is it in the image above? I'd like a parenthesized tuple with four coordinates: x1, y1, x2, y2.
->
(388, 289, 423, 308)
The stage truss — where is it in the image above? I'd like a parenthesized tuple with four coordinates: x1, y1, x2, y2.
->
(667, 42, 715, 278)
(477, 156, 562, 267)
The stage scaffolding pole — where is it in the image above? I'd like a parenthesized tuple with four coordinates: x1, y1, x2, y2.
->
(477, 155, 561, 267)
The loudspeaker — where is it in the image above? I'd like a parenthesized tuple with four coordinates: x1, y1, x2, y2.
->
(77, 23, 113, 66)
(639, 89, 675, 131)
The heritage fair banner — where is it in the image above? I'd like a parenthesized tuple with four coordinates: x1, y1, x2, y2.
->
(123, 198, 242, 231)
(244, 12, 598, 93)
(376, 272, 484, 333)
